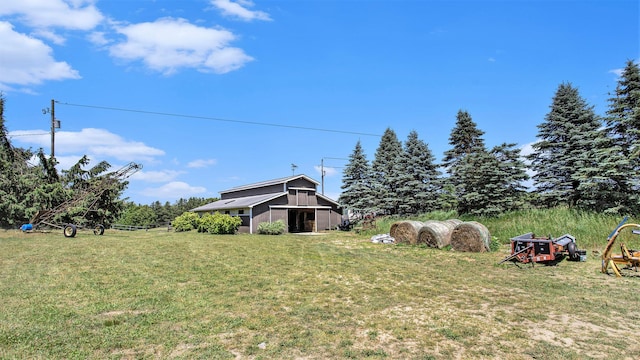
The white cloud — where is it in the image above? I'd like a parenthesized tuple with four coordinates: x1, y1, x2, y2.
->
(210, 0, 271, 21)
(0, 21, 80, 87)
(109, 17, 254, 75)
(139, 181, 207, 199)
(9, 128, 164, 162)
(519, 142, 536, 190)
(314, 165, 338, 177)
(0, 0, 104, 30)
(519, 142, 536, 159)
(32, 28, 66, 45)
(609, 68, 623, 77)
(87, 31, 110, 46)
(132, 170, 184, 183)
(187, 159, 217, 168)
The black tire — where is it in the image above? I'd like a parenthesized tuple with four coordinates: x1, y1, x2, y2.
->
(93, 224, 105, 236)
(567, 241, 578, 261)
(64, 224, 77, 238)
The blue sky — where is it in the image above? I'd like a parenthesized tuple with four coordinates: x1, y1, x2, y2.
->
(1, 0, 638, 205)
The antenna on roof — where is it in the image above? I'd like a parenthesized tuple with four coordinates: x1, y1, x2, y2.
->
(291, 163, 298, 176)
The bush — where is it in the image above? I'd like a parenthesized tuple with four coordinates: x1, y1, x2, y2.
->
(198, 212, 242, 235)
(172, 212, 200, 232)
(257, 220, 286, 235)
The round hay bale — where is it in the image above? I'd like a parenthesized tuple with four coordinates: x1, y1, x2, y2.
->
(445, 219, 463, 227)
(451, 221, 491, 252)
(417, 220, 455, 248)
(389, 222, 400, 238)
(389, 220, 424, 245)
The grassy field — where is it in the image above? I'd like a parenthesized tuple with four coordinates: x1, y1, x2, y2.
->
(1, 208, 640, 359)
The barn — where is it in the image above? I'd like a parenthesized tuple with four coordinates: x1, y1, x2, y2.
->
(191, 175, 343, 234)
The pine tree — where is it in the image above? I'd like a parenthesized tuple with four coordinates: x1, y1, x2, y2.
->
(339, 141, 377, 217)
(456, 150, 499, 216)
(527, 82, 603, 208)
(396, 130, 441, 215)
(489, 143, 530, 212)
(442, 110, 486, 172)
(597, 60, 640, 213)
(441, 110, 487, 211)
(605, 60, 640, 158)
(371, 128, 404, 215)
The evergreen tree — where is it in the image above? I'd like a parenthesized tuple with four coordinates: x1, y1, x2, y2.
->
(371, 128, 403, 215)
(489, 143, 530, 212)
(597, 60, 640, 213)
(605, 60, 640, 158)
(442, 110, 486, 172)
(455, 144, 528, 217)
(527, 82, 603, 208)
(339, 141, 377, 217)
(441, 110, 487, 209)
(456, 150, 499, 216)
(396, 130, 441, 215)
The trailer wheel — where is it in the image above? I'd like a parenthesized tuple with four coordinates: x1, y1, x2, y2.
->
(567, 241, 578, 261)
(64, 224, 77, 238)
(93, 224, 105, 236)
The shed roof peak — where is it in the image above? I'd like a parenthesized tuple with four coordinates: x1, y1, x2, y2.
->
(220, 174, 319, 194)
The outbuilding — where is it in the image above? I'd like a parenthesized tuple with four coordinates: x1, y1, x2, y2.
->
(191, 175, 343, 234)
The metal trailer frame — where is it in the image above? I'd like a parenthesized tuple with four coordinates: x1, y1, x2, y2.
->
(25, 162, 142, 238)
(499, 232, 586, 266)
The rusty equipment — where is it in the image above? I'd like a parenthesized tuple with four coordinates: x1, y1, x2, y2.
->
(601, 217, 640, 277)
(22, 162, 142, 238)
(499, 232, 586, 266)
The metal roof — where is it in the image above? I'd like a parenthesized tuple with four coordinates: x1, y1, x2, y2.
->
(219, 174, 319, 194)
(191, 192, 287, 212)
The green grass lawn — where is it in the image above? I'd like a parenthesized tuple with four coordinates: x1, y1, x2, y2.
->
(1, 209, 639, 359)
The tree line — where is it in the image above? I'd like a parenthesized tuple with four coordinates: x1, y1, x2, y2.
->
(2, 60, 637, 227)
(117, 197, 218, 228)
(340, 60, 640, 218)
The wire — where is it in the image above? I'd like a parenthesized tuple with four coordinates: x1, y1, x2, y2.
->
(8, 132, 49, 138)
(57, 101, 382, 137)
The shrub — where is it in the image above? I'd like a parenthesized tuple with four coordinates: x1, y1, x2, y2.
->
(257, 220, 286, 235)
(198, 212, 242, 235)
(172, 212, 200, 232)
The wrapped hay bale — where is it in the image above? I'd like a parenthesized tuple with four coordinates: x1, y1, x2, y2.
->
(417, 220, 456, 248)
(451, 221, 491, 252)
(389, 220, 424, 245)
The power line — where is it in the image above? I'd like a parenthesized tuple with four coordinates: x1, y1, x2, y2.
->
(8, 132, 50, 138)
(57, 101, 382, 137)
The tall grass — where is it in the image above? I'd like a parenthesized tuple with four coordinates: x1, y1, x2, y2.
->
(478, 207, 636, 251)
(369, 207, 635, 251)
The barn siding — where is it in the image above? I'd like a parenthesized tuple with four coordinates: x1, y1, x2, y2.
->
(222, 183, 284, 200)
(195, 175, 342, 234)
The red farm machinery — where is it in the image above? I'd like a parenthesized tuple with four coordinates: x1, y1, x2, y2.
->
(499, 232, 586, 266)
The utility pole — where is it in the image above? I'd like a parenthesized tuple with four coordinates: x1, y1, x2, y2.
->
(321, 158, 326, 195)
(45, 99, 61, 158)
(320, 157, 348, 195)
(50, 99, 55, 158)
